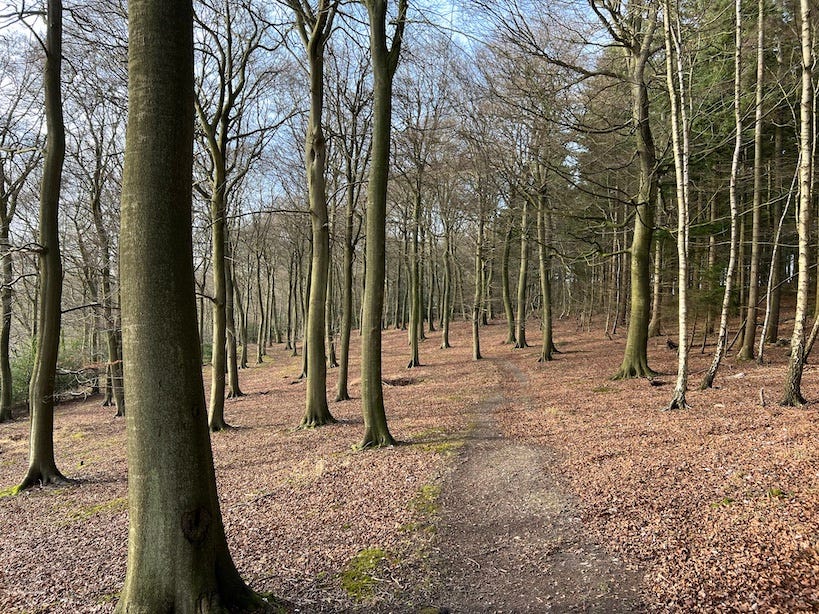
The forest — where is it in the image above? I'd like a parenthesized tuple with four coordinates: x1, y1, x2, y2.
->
(0, 0, 818, 611)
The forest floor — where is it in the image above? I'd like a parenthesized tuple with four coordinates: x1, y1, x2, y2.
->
(1, 317, 818, 612)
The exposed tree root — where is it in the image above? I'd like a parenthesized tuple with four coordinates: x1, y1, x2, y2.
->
(612, 360, 657, 380)
(299, 413, 337, 429)
(17, 467, 72, 492)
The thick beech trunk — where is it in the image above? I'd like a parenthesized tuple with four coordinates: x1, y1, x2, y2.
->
(360, 0, 406, 448)
(115, 3, 273, 608)
(613, 7, 659, 379)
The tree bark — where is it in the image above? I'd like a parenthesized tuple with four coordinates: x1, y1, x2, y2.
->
(537, 194, 553, 362)
(613, 4, 659, 379)
(702, 0, 743, 390)
(501, 215, 516, 344)
(115, 3, 274, 608)
(19, 0, 67, 490)
(515, 198, 529, 348)
(360, 0, 406, 448)
(408, 188, 422, 367)
(738, 0, 765, 361)
(782, 0, 813, 406)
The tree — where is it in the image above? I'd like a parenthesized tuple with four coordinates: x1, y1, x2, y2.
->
(18, 0, 68, 490)
(359, 0, 407, 449)
(663, 0, 691, 409)
(327, 37, 371, 402)
(116, 0, 274, 609)
(738, 0, 766, 361)
(194, 0, 273, 430)
(781, 0, 813, 406)
(609, 0, 660, 379)
(284, 0, 340, 428)
(701, 0, 742, 390)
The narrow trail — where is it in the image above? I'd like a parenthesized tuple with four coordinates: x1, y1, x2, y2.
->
(417, 357, 643, 613)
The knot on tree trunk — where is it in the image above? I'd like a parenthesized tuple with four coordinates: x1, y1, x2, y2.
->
(181, 507, 211, 545)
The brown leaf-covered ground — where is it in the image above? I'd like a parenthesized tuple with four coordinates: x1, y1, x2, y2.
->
(0, 317, 818, 612)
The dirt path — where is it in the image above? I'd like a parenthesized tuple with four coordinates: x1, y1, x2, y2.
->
(415, 357, 643, 613)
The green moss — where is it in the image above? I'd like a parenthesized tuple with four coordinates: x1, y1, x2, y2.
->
(592, 385, 613, 394)
(0, 485, 21, 498)
(410, 484, 441, 517)
(766, 487, 790, 500)
(68, 497, 127, 521)
(710, 496, 735, 508)
(95, 592, 120, 604)
(339, 547, 387, 601)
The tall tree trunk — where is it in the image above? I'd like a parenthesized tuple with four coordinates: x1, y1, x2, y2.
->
(782, 0, 813, 406)
(269, 262, 282, 344)
(91, 159, 125, 417)
(255, 253, 265, 363)
(647, 236, 662, 337)
(408, 189, 422, 368)
(664, 0, 691, 409)
(0, 221, 12, 422)
(501, 215, 516, 344)
(115, 2, 271, 606)
(515, 199, 529, 349)
(739, 0, 765, 360)
(286, 252, 294, 352)
(299, 2, 336, 427)
(225, 241, 243, 398)
(765, 96, 785, 343)
(336, 159, 356, 401)
(537, 196, 554, 362)
(19, 0, 67, 490)
(426, 226, 436, 332)
(326, 201, 338, 369)
(440, 226, 453, 349)
(207, 160, 229, 431)
(702, 0, 743, 390)
(360, 0, 406, 448)
(613, 5, 659, 379)
(472, 209, 484, 361)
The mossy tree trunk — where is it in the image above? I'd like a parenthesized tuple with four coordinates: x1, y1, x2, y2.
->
(360, 0, 407, 449)
(613, 5, 659, 379)
(115, 2, 273, 608)
(19, 0, 67, 490)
